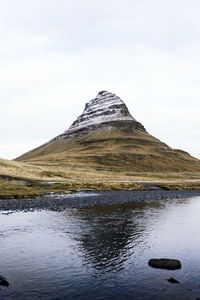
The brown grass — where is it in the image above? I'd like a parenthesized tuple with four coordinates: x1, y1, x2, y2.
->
(1, 177, 200, 199)
(1, 125, 200, 199)
(15, 127, 200, 174)
(0, 179, 147, 199)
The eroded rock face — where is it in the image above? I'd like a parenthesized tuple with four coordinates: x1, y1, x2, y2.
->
(52, 91, 146, 141)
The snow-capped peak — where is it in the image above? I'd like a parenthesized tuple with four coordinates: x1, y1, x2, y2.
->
(66, 91, 135, 132)
(52, 91, 145, 141)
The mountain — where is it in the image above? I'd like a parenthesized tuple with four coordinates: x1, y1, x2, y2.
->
(51, 90, 146, 141)
(16, 91, 200, 173)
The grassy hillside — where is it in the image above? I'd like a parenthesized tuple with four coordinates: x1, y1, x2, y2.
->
(16, 127, 200, 173)
(0, 157, 78, 182)
(1, 126, 200, 199)
(1, 155, 200, 199)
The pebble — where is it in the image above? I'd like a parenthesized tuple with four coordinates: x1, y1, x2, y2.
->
(0, 190, 200, 212)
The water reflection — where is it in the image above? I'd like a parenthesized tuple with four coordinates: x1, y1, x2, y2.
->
(65, 201, 165, 273)
(1, 196, 200, 300)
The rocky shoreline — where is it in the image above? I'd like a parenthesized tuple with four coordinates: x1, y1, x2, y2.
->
(0, 189, 200, 212)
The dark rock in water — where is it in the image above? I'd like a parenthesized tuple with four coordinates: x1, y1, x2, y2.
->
(167, 277, 180, 284)
(0, 275, 9, 287)
(0, 275, 5, 281)
(0, 280, 9, 287)
(148, 258, 181, 270)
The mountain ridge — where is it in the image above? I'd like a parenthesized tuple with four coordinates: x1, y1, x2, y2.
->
(15, 91, 200, 174)
(51, 91, 146, 141)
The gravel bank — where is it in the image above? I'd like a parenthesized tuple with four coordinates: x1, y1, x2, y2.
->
(0, 190, 200, 211)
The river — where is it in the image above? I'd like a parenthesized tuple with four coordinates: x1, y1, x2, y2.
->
(0, 193, 200, 299)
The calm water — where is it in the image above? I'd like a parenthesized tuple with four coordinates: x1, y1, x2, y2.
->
(0, 196, 200, 300)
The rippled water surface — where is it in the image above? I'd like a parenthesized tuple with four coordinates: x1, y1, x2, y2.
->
(1, 195, 200, 299)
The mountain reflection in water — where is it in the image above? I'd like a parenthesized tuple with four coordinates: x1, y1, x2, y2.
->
(0, 196, 200, 300)
(67, 202, 157, 274)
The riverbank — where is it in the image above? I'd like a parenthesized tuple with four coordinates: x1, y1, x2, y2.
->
(1, 194, 200, 300)
(1, 177, 200, 199)
(1, 189, 200, 211)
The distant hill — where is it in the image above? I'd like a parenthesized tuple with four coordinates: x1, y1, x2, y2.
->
(0, 157, 39, 180)
(15, 91, 200, 173)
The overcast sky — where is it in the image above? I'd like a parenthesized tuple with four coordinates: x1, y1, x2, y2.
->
(1, 0, 200, 160)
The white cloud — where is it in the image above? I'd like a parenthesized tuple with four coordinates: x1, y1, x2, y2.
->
(0, 0, 200, 159)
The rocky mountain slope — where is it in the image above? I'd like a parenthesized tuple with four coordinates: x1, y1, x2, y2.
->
(51, 90, 145, 141)
(16, 91, 200, 173)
